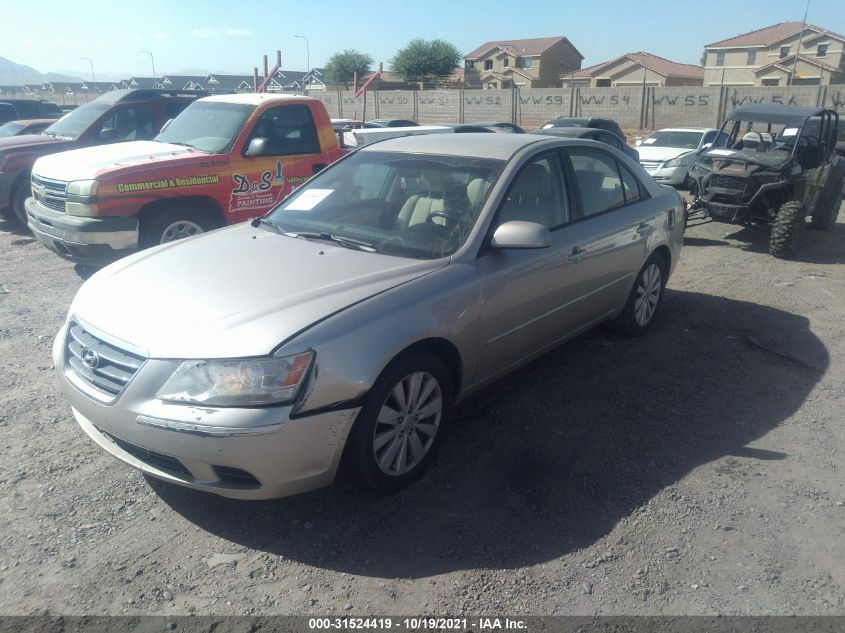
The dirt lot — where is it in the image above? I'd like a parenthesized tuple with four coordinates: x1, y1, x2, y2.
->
(0, 201, 843, 617)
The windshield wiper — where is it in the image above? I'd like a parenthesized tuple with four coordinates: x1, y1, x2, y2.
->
(251, 217, 285, 234)
(284, 231, 378, 253)
(165, 141, 198, 150)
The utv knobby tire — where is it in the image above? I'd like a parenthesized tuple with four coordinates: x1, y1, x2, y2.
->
(809, 180, 842, 231)
(769, 201, 803, 259)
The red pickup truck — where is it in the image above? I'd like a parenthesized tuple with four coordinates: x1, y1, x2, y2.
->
(26, 94, 345, 266)
(0, 89, 203, 225)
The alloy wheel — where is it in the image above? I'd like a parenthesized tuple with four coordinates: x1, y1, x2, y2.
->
(634, 263, 662, 326)
(160, 220, 204, 243)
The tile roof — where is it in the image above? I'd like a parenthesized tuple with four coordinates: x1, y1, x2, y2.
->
(466, 36, 583, 60)
(754, 54, 841, 74)
(706, 22, 845, 48)
(562, 52, 703, 80)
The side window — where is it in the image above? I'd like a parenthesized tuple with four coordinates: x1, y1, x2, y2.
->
(618, 164, 644, 204)
(702, 130, 717, 146)
(247, 104, 321, 156)
(97, 106, 154, 141)
(567, 148, 626, 217)
(496, 155, 570, 229)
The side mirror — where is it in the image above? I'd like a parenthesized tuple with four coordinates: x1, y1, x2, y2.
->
(701, 142, 712, 150)
(159, 118, 173, 134)
(635, 139, 643, 147)
(490, 221, 551, 249)
(244, 137, 267, 157)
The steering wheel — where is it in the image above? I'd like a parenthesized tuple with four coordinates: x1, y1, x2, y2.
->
(429, 210, 461, 227)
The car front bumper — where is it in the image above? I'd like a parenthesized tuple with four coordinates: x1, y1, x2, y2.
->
(26, 196, 138, 266)
(54, 324, 359, 500)
(645, 165, 688, 186)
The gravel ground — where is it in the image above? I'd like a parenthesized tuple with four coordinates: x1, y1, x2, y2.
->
(0, 199, 843, 617)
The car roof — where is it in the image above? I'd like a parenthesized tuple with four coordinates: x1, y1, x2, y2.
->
(200, 93, 308, 105)
(653, 127, 717, 133)
(360, 131, 547, 159)
(727, 104, 829, 123)
(534, 127, 601, 138)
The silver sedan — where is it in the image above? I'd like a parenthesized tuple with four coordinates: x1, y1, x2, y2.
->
(54, 133, 685, 499)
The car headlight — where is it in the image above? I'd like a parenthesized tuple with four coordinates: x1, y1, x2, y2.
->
(663, 152, 692, 169)
(156, 351, 314, 407)
(66, 179, 99, 199)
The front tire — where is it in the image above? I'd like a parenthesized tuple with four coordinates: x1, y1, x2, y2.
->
(139, 205, 216, 248)
(11, 181, 30, 228)
(809, 181, 842, 231)
(609, 252, 668, 336)
(344, 353, 452, 494)
(769, 201, 803, 258)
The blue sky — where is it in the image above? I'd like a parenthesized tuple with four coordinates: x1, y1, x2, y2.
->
(1, 0, 842, 78)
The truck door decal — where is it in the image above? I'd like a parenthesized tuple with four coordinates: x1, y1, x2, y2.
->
(228, 161, 287, 213)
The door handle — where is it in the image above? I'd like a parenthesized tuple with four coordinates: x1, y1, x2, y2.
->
(568, 246, 587, 262)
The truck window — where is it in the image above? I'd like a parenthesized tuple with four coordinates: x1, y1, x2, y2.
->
(97, 106, 155, 142)
(246, 104, 320, 156)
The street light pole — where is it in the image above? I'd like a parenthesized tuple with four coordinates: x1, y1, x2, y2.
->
(81, 57, 96, 84)
(140, 50, 156, 78)
(294, 35, 310, 91)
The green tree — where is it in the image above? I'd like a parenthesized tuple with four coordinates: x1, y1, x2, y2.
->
(391, 39, 462, 83)
(325, 49, 373, 84)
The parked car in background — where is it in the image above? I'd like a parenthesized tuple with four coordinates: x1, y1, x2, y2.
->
(0, 99, 63, 122)
(0, 103, 19, 125)
(368, 119, 418, 127)
(28, 94, 344, 266)
(532, 127, 639, 161)
(0, 89, 204, 225)
(536, 117, 627, 142)
(470, 122, 525, 133)
(438, 123, 496, 133)
(0, 119, 54, 138)
(688, 105, 843, 258)
(53, 132, 684, 499)
(636, 127, 719, 188)
(59, 105, 79, 113)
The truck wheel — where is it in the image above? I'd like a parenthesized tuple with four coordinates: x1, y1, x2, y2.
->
(769, 201, 803, 259)
(140, 206, 217, 248)
(11, 181, 31, 228)
(809, 182, 842, 231)
(608, 252, 668, 336)
(343, 353, 452, 494)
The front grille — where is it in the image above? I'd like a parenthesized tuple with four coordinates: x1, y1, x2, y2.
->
(31, 174, 68, 213)
(102, 431, 193, 480)
(65, 320, 146, 400)
(640, 160, 662, 171)
(708, 174, 746, 191)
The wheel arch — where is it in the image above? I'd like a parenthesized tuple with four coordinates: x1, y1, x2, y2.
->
(382, 337, 464, 400)
(137, 195, 226, 228)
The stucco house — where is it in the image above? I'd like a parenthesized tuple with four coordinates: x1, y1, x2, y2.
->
(561, 51, 704, 87)
(464, 36, 583, 89)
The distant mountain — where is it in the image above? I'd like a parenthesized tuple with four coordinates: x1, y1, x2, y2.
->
(0, 56, 84, 85)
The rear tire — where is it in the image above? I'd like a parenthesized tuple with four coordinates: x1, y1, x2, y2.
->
(769, 201, 803, 258)
(343, 353, 452, 494)
(609, 252, 668, 337)
(809, 181, 842, 231)
(139, 205, 217, 248)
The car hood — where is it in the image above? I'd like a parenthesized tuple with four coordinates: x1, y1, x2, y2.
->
(0, 133, 71, 153)
(637, 145, 693, 162)
(69, 223, 446, 359)
(32, 140, 198, 181)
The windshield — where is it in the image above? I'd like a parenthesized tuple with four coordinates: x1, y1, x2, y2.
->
(155, 101, 253, 153)
(0, 122, 24, 138)
(265, 151, 504, 260)
(715, 119, 797, 151)
(43, 102, 111, 139)
(642, 131, 703, 149)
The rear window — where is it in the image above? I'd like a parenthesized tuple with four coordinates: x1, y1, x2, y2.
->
(11, 101, 41, 118)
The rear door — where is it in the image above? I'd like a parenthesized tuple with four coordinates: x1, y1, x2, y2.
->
(559, 146, 658, 318)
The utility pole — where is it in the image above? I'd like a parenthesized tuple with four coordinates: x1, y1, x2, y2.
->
(789, 0, 810, 86)
(140, 50, 156, 78)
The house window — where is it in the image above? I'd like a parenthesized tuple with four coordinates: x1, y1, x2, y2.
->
(521, 58, 534, 69)
(746, 50, 756, 65)
(503, 58, 509, 67)
(780, 46, 790, 58)
(817, 44, 829, 57)
(716, 51, 725, 66)
(484, 60, 493, 71)
(597, 79, 611, 87)
(466, 61, 475, 69)
(762, 78, 780, 86)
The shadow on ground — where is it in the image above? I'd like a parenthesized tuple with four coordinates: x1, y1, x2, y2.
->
(720, 216, 845, 264)
(153, 290, 828, 579)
